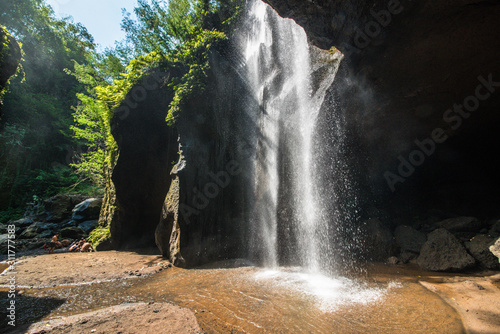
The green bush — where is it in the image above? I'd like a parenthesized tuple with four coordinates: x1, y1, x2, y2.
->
(8, 165, 99, 208)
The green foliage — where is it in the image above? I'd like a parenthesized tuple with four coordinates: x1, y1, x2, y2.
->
(0, 25, 23, 109)
(166, 29, 226, 125)
(0, 207, 23, 225)
(120, 0, 243, 125)
(0, 0, 95, 210)
(6, 165, 99, 209)
(68, 50, 163, 188)
(121, 0, 207, 57)
(88, 227, 111, 248)
(0, 0, 244, 214)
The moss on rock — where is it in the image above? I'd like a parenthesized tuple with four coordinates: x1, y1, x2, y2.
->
(88, 227, 111, 250)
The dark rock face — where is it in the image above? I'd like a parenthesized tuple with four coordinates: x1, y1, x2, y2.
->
(173, 49, 256, 266)
(109, 71, 180, 249)
(60, 226, 85, 239)
(44, 194, 88, 223)
(19, 222, 58, 239)
(394, 225, 426, 253)
(106, 47, 257, 265)
(78, 220, 99, 234)
(72, 198, 102, 222)
(434, 217, 483, 233)
(264, 0, 500, 221)
(465, 234, 499, 270)
(362, 218, 397, 261)
(12, 218, 34, 229)
(489, 220, 500, 237)
(417, 228, 476, 272)
(155, 161, 184, 266)
(102, 1, 500, 266)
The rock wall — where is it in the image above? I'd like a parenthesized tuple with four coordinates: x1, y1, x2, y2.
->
(171, 48, 257, 266)
(264, 0, 500, 220)
(103, 0, 500, 269)
(106, 46, 258, 264)
(106, 69, 180, 249)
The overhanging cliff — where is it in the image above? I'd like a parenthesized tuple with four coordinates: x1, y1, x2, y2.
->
(264, 0, 500, 218)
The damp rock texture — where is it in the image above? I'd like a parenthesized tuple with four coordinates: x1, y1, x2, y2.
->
(417, 228, 476, 272)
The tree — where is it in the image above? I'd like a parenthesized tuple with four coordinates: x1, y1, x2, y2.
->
(0, 0, 96, 209)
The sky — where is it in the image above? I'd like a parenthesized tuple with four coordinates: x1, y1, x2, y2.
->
(46, 0, 139, 50)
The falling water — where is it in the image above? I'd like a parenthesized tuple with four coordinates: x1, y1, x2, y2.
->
(242, 0, 342, 273)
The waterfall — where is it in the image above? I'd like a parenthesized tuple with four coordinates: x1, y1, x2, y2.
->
(241, 0, 343, 273)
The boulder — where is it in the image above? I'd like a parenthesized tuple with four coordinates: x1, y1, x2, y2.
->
(38, 230, 54, 239)
(19, 222, 58, 239)
(95, 239, 113, 251)
(62, 220, 78, 228)
(465, 234, 499, 270)
(0, 234, 9, 254)
(72, 198, 102, 222)
(12, 218, 35, 228)
(363, 218, 397, 261)
(60, 226, 85, 239)
(394, 225, 427, 253)
(490, 238, 500, 264)
(434, 217, 483, 233)
(23, 239, 49, 251)
(488, 220, 500, 237)
(78, 220, 99, 234)
(417, 228, 476, 272)
(45, 194, 88, 222)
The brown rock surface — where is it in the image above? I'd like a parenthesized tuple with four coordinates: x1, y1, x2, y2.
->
(0, 251, 166, 288)
(13, 302, 202, 334)
(420, 274, 500, 334)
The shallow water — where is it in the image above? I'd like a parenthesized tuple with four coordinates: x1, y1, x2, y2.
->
(5, 263, 466, 333)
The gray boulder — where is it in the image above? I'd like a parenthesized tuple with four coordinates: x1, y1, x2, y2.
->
(417, 228, 476, 272)
(490, 238, 500, 265)
(19, 222, 58, 239)
(395, 225, 427, 253)
(465, 234, 499, 270)
(60, 226, 85, 239)
(72, 198, 102, 222)
(62, 220, 78, 228)
(78, 220, 99, 234)
(12, 217, 34, 228)
(44, 194, 88, 222)
(434, 217, 483, 233)
(0, 234, 8, 246)
(23, 239, 49, 250)
(38, 230, 54, 239)
(363, 218, 397, 261)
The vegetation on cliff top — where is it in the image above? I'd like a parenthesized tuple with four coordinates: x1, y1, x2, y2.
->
(0, 0, 243, 222)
